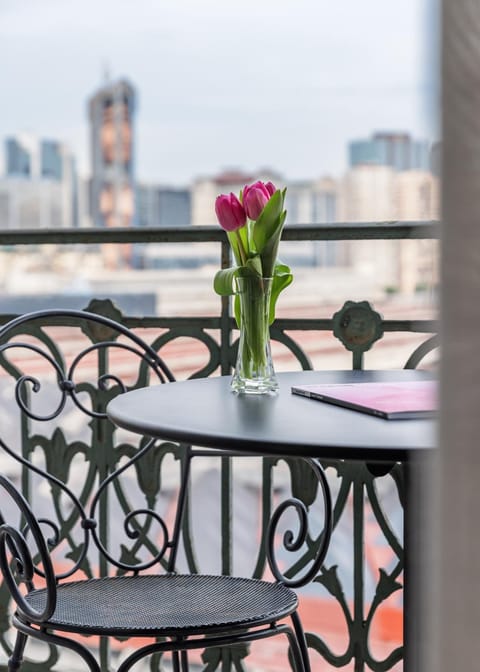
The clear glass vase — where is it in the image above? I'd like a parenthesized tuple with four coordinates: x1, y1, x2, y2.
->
(231, 276, 278, 394)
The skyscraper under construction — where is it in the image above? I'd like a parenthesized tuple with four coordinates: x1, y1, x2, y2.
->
(88, 78, 136, 267)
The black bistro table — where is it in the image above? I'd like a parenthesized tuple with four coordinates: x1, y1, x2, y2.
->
(107, 369, 436, 670)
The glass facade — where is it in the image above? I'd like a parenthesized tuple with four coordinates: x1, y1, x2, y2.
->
(5, 138, 31, 176)
(41, 140, 63, 179)
(137, 185, 191, 227)
(349, 132, 432, 171)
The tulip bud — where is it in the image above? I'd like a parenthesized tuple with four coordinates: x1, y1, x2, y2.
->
(243, 181, 272, 220)
(265, 181, 276, 196)
(215, 193, 246, 231)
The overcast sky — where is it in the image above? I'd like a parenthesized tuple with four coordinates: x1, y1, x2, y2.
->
(1, 0, 439, 185)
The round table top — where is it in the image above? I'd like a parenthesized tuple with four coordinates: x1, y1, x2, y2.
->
(107, 370, 437, 462)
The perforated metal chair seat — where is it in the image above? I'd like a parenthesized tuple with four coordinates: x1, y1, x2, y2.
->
(22, 574, 298, 637)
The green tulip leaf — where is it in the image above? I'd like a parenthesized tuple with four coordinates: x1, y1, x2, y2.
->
(269, 261, 293, 324)
(245, 255, 263, 277)
(260, 210, 287, 277)
(213, 267, 238, 296)
(226, 227, 248, 266)
(236, 265, 257, 279)
(252, 189, 285, 253)
(226, 231, 241, 266)
(238, 221, 249, 249)
(234, 293, 241, 328)
(231, 266, 256, 326)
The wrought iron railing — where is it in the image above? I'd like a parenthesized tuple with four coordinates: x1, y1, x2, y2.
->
(0, 222, 439, 671)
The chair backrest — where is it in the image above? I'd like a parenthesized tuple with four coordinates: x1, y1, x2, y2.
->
(0, 306, 334, 672)
(0, 307, 188, 592)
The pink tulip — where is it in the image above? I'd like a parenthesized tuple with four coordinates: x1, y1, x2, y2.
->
(265, 181, 276, 196)
(215, 193, 247, 231)
(243, 181, 276, 220)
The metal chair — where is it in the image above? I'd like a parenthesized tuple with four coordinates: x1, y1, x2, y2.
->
(0, 308, 332, 672)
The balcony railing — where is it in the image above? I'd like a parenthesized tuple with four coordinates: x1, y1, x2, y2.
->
(0, 222, 439, 672)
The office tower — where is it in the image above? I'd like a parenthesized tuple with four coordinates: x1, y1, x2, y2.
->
(349, 132, 431, 172)
(41, 140, 63, 179)
(340, 163, 439, 295)
(88, 79, 136, 227)
(284, 177, 345, 266)
(137, 185, 191, 228)
(5, 136, 36, 177)
(88, 79, 136, 262)
(1, 135, 78, 229)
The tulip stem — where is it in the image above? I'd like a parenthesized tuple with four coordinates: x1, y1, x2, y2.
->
(235, 230, 247, 266)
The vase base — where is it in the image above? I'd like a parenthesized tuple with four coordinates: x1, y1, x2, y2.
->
(230, 375, 279, 395)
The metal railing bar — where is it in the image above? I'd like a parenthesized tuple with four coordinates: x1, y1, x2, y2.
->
(0, 221, 440, 246)
(0, 314, 437, 334)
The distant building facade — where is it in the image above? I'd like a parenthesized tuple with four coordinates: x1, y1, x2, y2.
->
(349, 132, 431, 172)
(88, 78, 136, 268)
(285, 177, 346, 267)
(6, 137, 32, 177)
(88, 79, 136, 229)
(191, 169, 347, 269)
(41, 140, 64, 179)
(137, 185, 191, 228)
(339, 163, 440, 294)
(1, 135, 78, 229)
(191, 169, 341, 231)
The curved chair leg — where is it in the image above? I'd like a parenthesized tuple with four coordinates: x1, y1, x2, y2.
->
(44, 635, 101, 672)
(8, 632, 27, 672)
(290, 610, 311, 672)
(285, 626, 307, 672)
(172, 643, 189, 671)
(180, 649, 189, 672)
(12, 619, 101, 672)
(172, 650, 181, 672)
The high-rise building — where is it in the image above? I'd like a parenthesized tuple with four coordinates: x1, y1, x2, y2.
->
(285, 177, 345, 267)
(5, 135, 75, 183)
(88, 78, 136, 268)
(41, 140, 63, 179)
(88, 79, 136, 229)
(1, 135, 78, 229)
(137, 185, 191, 228)
(340, 163, 439, 295)
(5, 136, 35, 177)
(349, 132, 431, 172)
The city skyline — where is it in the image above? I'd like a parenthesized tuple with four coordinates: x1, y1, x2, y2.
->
(1, 127, 437, 186)
(0, 0, 438, 186)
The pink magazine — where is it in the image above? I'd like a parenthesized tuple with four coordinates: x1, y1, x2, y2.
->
(291, 380, 437, 419)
